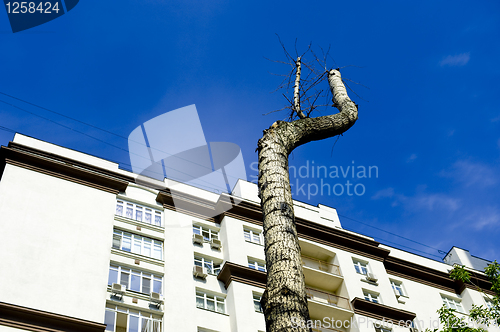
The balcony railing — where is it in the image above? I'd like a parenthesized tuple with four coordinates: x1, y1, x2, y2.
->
(301, 255, 341, 276)
(305, 287, 352, 311)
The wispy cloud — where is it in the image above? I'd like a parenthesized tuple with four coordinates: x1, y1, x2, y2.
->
(371, 187, 395, 200)
(372, 188, 460, 212)
(440, 53, 470, 67)
(440, 160, 498, 187)
(461, 207, 500, 230)
(407, 154, 417, 163)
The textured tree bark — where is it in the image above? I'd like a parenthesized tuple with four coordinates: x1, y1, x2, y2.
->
(258, 69, 357, 332)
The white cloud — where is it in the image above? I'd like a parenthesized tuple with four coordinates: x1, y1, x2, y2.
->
(440, 160, 498, 187)
(372, 187, 460, 212)
(371, 187, 395, 200)
(407, 154, 417, 163)
(440, 53, 470, 67)
(461, 207, 500, 230)
(406, 193, 460, 212)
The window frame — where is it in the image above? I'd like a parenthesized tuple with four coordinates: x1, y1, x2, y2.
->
(194, 255, 222, 275)
(108, 264, 162, 295)
(243, 228, 263, 245)
(104, 304, 162, 332)
(248, 258, 266, 272)
(441, 295, 465, 313)
(193, 225, 219, 241)
(113, 229, 163, 260)
(196, 291, 226, 314)
(353, 259, 369, 275)
(116, 200, 163, 227)
(390, 279, 405, 297)
(253, 293, 263, 313)
(363, 290, 380, 304)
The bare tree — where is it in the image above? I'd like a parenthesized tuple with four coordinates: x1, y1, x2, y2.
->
(258, 43, 359, 331)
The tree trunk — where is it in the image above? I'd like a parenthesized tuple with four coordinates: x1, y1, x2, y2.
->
(258, 69, 358, 331)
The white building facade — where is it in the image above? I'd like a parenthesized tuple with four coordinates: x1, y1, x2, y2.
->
(0, 134, 496, 332)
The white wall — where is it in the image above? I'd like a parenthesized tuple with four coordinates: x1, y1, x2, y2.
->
(0, 164, 115, 323)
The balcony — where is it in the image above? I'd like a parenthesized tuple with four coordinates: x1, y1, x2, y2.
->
(302, 255, 343, 292)
(306, 287, 353, 322)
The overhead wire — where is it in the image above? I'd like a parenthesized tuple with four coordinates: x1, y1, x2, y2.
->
(0, 93, 450, 259)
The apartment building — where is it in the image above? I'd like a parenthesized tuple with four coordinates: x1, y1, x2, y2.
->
(0, 133, 497, 332)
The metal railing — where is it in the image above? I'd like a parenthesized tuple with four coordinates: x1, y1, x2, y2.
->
(301, 255, 341, 276)
(305, 287, 352, 311)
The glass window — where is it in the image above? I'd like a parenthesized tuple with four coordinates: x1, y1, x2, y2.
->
(253, 294, 263, 313)
(193, 225, 218, 241)
(104, 306, 162, 332)
(194, 256, 222, 275)
(244, 228, 262, 244)
(353, 259, 368, 275)
(248, 259, 266, 272)
(112, 229, 163, 260)
(115, 200, 163, 227)
(108, 265, 162, 295)
(108, 265, 118, 285)
(116, 201, 123, 217)
(130, 272, 141, 292)
(442, 296, 464, 313)
(196, 291, 226, 314)
(104, 310, 115, 332)
(391, 280, 404, 296)
(363, 290, 380, 303)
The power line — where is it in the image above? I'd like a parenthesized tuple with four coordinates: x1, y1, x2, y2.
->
(0, 91, 244, 187)
(0, 99, 229, 193)
(338, 213, 448, 256)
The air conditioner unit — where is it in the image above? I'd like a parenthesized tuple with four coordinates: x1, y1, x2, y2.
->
(111, 283, 125, 299)
(193, 265, 207, 279)
(192, 233, 204, 245)
(150, 292, 163, 308)
(210, 238, 222, 249)
(393, 288, 402, 298)
(366, 273, 378, 282)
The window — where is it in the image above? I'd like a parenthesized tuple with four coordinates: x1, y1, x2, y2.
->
(353, 259, 368, 275)
(363, 290, 380, 303)
(390, 280, 404, 297)
(441, 295, 464, 313)
(253, 293, 263, 313)
(116, 200, 162, 227)
(113, 229, 163, 260)
(248, 258, 266, 272)
(196, 291, 226, 314)
(193, 225, 218, 241)
(194, 256, 221, 275)
(375, 328, 391, 332)
(108, 265, 162, 294)
(485, 298, 494, 309)
(104, 304, 161, 332)
(244, 228, 262, 245)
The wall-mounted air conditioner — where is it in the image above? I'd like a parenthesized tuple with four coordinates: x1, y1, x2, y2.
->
(111, 283, 125, 299)
(193, 265, 207, 279)
(366, 273, 378, 282)
(210, 238, 222, 249)
(150, 292, 163, 308)
(192, 233, 204, 245)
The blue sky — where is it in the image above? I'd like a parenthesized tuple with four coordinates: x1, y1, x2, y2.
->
(1, 0, 499, 262)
